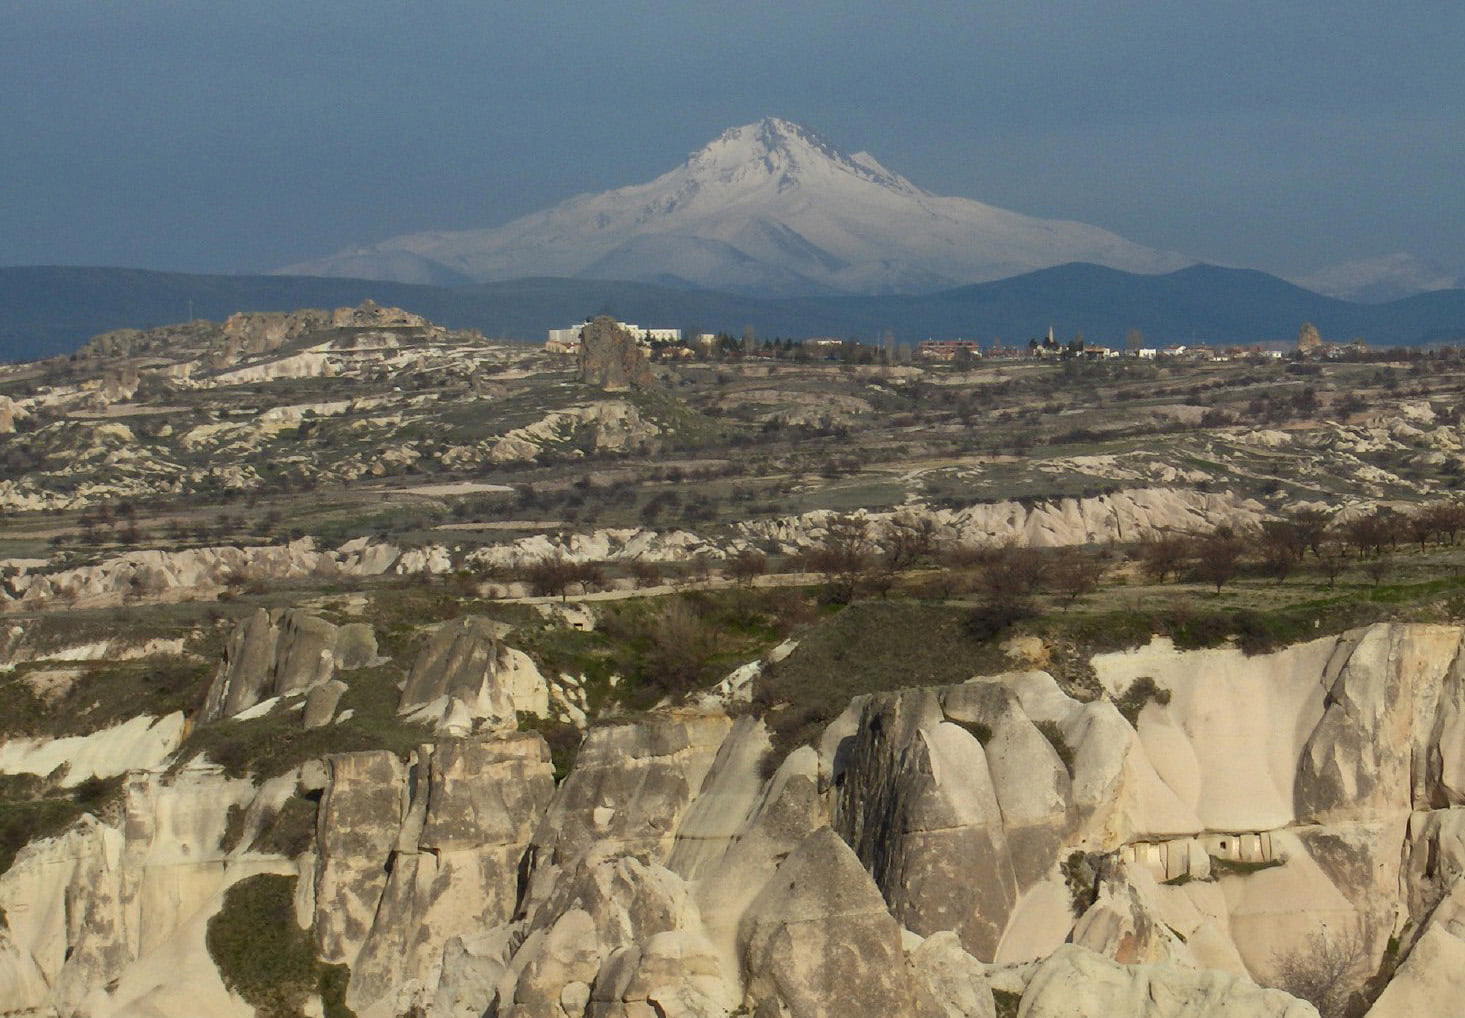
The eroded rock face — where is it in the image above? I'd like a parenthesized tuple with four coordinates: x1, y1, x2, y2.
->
(578, 317, 655, 391)
(1019, 944, 1319, 1017)
(835, 693, 1019, 960)
(0, 763, 296, 1018)
(19, 622, 1465, 1017)
(526, 712, 733, 883)
(346, 735, 556, 1012)
(739, 827, 935, 1018)
(399, 616, 550, 735)
(199, 607, 380, 723)
(314, 751, 409, 964)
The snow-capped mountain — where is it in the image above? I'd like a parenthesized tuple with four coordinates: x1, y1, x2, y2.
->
(278, 117, 1193, 296)
(1294, 252, 1464, 304)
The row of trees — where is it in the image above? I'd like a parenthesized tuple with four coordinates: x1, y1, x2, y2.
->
(1139, 500, 1465, 593)
(497, 497, 1465, 608)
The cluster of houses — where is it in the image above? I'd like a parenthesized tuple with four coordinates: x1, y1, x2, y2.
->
(545, 321, 1291, 363)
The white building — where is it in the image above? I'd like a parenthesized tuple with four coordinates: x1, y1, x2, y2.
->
(545, 321, 681, 353)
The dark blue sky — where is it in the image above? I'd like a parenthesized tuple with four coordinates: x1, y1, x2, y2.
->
(3, 1, 1461, 279)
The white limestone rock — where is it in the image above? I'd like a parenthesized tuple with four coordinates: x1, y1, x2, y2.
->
(1019, 944, 1319, 1017)
(399, 616, 549, 735)
(738, 827, 936, 1018)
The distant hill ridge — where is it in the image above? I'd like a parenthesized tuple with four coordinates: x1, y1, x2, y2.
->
(2, 263, 1464, 362)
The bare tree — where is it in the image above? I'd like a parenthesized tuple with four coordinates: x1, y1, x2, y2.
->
(1269, 927, 1368, 1018)
(1362, 554, 1393, 587)
(1138, 533, 1188, 583)
(802, 514, 875, 603)
(1429, 499, 1465, 544)
(642, 601, 719, 695)
(1343, 511, 1392, 558)
(1260, 520, 1305, 583)
(1287, 508, 1331, 558)
(880, 513, 940, 572)
(1191, 527, 1246, 594)
(974, 541, 1047, 609)
(1405, 507, 1438, 552)
(571, 561, 608, 595)
(628, 559, 663, 589)
(1315, 536, 1350, 588)
(1050, 552, 1104, 606)
(726, 548, 769, 586)
(523, 556, 578, 601)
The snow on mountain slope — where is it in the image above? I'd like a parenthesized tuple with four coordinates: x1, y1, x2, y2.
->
(1294, 252, 1464, 303)
(279, 117, 1193, 295)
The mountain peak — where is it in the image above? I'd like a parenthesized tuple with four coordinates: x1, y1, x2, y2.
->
(685, 118, 911, 191)
(279, 119, 1193, 294)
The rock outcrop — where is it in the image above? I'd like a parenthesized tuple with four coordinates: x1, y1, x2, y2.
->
(740, 827, 936, 1018)
(0, 762, 299, 1018)
(1018, 944, 1319, 1017)
(14, 622, 1465, 1016)
(399, 616, 549, 734)
(578, 317, 655, 391)
(199, 607, 379, 722)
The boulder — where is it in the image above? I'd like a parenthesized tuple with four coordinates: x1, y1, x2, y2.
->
(587, 930, 737, 1018)
(1018, 944, 1319, 1017)
(908, 931, 997, 1018)
(399, 616, 549, 735)
(578, 316, 655, 391)
(739, 827, 935, 1018)
(302, 678, 348, 729)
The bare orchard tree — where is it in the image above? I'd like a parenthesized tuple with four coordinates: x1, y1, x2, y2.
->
(641, 601, 719, 695)
(523, 556, 579, 601)
(1260, 520, 1306, 583)
(801, 513, 876, 603)
(1137, 532, 1188, 583)
(1269, 926, 1368, 1018)
(628, 559, 663, 589)
(725, 548, 769, 586)
(880, 513, 941, 573)
(1315, 535, 1350, 588)
(973, 541, 1048, 610)
(1191, 526, 1247, 594)
(1049, 551, 1104, 606)
(1286, 507, 1331, 558)
(1426, 498, 1465, 545)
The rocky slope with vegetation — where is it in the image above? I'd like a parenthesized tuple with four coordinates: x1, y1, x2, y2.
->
(9, 306, 1465, 1016)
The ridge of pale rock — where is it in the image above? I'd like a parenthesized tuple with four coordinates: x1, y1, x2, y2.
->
(11, 621, 1465, 1015)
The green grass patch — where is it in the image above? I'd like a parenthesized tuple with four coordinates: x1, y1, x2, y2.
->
(175, 664, 425, 781)
(754, 600, 1013, 756)
(0, 656, 211, 738)
(1113, 676, 1172, 726)
(1209, 856, 1284, 877)
(1034, 720, 1077, 774)
(0, 773, 123, 876)
(206, 873, 355, 1018)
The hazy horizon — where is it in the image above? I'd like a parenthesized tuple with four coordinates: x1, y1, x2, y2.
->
(3, 2, 1462, 282)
